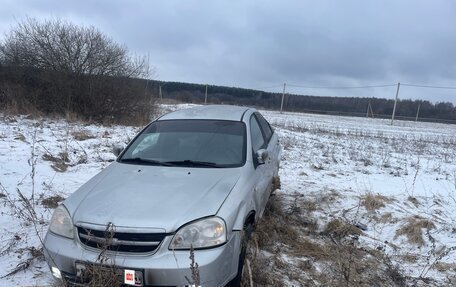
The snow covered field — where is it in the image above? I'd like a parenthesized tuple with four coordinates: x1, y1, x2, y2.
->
(1, 104, 456, 286)
(263, 110, 456, 285)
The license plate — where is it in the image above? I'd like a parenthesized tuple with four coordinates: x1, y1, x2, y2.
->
(75, 263, 144, 286)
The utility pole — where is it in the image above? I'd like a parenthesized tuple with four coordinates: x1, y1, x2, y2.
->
(159, 84, 162, 102)
(144, 53, 150, 97)
(145, 52, 152, 117)
(204, 84, 208, 104)
(280, 83, 286, 114)
(415, 103, 421, 122)
(366, 102, 372, 118)
(391, 82, 400, 125)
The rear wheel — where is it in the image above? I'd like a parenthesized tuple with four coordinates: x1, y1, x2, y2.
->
(226, 223, 254, 287)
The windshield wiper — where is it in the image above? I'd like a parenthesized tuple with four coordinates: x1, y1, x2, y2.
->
(119, 158, 173, 166)
(164, 160, 221, 168)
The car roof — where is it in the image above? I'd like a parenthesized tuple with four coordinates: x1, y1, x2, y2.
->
(158, 105, 253, 121)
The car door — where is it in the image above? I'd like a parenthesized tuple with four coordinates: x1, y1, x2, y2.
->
(249, 114, 272, 217)
(255, 112, 280, 177)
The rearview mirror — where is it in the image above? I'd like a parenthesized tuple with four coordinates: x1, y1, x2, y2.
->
(256, 149, 268, 165)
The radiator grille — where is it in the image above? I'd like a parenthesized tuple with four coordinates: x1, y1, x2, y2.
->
(77, 227, 167, 253)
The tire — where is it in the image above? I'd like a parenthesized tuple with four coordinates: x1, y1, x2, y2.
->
(226, 223, 254, 287)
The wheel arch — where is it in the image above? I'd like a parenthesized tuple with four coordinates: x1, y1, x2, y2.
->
(244, 210, 256, 228)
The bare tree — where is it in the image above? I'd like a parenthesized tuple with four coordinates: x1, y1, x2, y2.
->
(0, 17, 156, 124)
(0, 17, 148, 78)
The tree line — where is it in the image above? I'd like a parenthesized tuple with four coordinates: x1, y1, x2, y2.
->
(153, 81, 456, 123)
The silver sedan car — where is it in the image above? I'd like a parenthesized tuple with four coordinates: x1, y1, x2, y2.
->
(44, 105, 281, 287)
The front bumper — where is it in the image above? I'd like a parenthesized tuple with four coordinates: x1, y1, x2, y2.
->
(43, 230, 241, 287)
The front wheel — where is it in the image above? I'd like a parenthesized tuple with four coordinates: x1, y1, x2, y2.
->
(226, 224, 254, 287)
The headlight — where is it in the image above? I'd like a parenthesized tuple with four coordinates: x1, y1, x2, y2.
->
(169, 217, 226, 250)
(49, 205, 74, 239)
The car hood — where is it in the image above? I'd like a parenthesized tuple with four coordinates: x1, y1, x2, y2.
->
(67, 162, 241, 233)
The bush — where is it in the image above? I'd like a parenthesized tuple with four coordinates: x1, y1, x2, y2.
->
(0, 17, 156, 124)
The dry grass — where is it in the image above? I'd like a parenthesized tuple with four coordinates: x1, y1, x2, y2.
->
(272, 176, 281, 191)
(243, 196, 314, 285)
(2, 246, 44, 278)
(65, 224, 130, 287)
(242, 257, 283, 287)
(281, 137, 296, 151)
(376, 212, 398, 224)
(300, 199, 318, 213)
(290, 237, 328, 259)
(72, 130, 96, 141)
(401, 253, 419, 263)
(41, 195, 65, 209)
(407, 196, 420, 207)
(76, 265, 124, 287)
(433, 262, 456, 272)
(254, 196, 325, 259)
(51, 162, 68, 172)
(315, 189, 340, 204)
(186, 246, 200, 286)
(243, 191, 407, 286)
(253, 200, 300, 252)
(42, 153, 60, 163)
(360, 192, 391, 212)
(14, 133, 27, 142)
(42, 152, 69, 172)
(395, 216, 436, 246)
(323, 218, 363, 240)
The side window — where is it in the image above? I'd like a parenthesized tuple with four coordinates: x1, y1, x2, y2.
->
(255, 113, 273, 143)
(250, 115, 265, 152)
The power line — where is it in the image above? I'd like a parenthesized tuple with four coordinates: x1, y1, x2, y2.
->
(287, 83, 397, 89)
(254, 84, 284, 90)
(256, 82, 456, 91)
(401, 83, 456, 90)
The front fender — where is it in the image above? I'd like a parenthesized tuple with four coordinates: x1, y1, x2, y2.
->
(217, 168, 258, 233)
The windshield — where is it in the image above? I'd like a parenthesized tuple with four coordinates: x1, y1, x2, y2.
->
(120, 119, 246, 168)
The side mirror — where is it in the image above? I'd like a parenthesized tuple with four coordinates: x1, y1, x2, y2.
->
(256, 149, 268, 165)
(112, 145, 124, 157)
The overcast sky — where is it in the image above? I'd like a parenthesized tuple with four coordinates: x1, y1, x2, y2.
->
(1, 0, 456, 103)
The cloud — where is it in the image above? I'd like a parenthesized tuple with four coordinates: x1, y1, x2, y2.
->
(1, 0, 456, 102)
